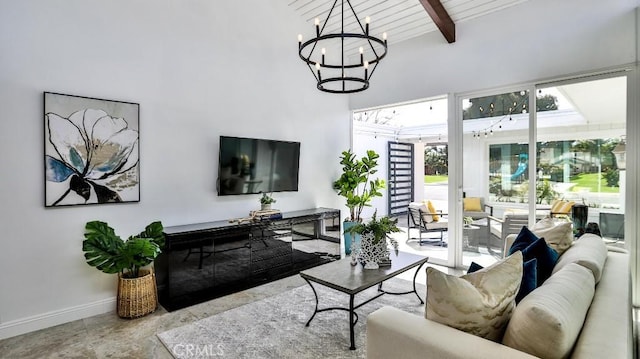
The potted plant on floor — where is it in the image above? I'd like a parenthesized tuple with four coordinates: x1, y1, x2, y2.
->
(82, 220, 164, 318)
(333, 149, 385, 254)
(347, 211, 400, 269)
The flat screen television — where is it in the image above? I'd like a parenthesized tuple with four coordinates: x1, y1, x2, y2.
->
(217, 136, 300, 196)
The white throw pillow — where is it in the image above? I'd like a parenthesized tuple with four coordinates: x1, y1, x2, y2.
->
(503, 263, 595, 358)
(531, 217, 573, 255)
(426, 252, 522, 342)
(552, 233, 607, 283)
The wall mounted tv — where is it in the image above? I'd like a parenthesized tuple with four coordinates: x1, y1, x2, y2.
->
(218, 136, 300, 196)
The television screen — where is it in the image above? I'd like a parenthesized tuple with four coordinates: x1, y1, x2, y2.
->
(218, 136, 300, 195)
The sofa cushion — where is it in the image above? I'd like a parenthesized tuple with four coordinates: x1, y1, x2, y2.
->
(531, 218, 573, 255)
(425, 200, 440, 222)
(502, 263, 595, 359)
(552, 233, 607, 283)
(426, 252, 522, 342)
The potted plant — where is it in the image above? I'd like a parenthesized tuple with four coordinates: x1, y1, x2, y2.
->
(333, 149, 385, 254)
(260, 192, 276, 210)
(82, 220, 164, 318)
(347, 211, 400, 269)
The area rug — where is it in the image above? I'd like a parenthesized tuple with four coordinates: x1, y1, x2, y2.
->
(158, 277, 425, 358)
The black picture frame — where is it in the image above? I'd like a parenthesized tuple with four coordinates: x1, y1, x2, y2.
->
(44, 92, 140, 207)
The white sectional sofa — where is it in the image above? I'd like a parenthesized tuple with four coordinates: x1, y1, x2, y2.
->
(367, 234, 632, 359)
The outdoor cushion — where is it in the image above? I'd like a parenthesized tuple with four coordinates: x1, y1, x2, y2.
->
(424, 200, 440, 222)
(463, 197, 482, 212)
(426, 252, 522, 342)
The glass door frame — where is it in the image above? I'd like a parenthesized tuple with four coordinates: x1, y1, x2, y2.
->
(449, 68, 635, 269)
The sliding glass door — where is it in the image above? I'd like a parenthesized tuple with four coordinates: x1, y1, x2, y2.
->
(460, 89, 530, 267)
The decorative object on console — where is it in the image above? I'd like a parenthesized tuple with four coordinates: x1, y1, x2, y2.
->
(347, 211, 399, 269)
(44, 92, 140, 207)
(259, 192, 276, 210)
(333, 149, 385, 254)
(82, 220, 164, 318)
(297, 0, 388, 94)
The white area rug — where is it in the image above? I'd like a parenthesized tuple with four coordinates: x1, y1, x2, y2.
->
(158, 277, 425, 358)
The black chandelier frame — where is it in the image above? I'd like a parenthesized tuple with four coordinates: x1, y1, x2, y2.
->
(298, 0, 388, 94)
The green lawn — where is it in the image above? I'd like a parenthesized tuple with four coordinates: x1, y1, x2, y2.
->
(425, 175, 448, 184)
(570, 173, 619, 193)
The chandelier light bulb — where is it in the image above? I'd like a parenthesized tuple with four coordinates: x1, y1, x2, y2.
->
(359, 46, 364, 54)
(383, 32, 387, 40)
(365, 16, 371, 24)
(315, 18, 320, 26)
(315, 62, 320, 70)
(298, 34, 302, 42)
(364, 61, 369, 69)
(321, 47, 326, 55)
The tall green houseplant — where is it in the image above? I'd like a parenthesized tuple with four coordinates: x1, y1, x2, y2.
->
(333, 149, 386, 222)
(333, 149, 385, 254)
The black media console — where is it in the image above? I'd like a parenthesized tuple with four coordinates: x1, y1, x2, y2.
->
(155, 208, 341, 311)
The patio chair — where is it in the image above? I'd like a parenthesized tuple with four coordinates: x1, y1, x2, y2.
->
(549, 199, 575, 217)
(407, 202, 448, 246)
(463, 197, 494, 246)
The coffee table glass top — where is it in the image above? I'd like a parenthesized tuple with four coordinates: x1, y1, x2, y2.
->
(299, 251, 429, 295)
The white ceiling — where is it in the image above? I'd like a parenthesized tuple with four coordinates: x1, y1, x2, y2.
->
(288, 0, 531, 47)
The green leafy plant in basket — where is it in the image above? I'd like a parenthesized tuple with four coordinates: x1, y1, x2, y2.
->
(82, 220, 164, 278)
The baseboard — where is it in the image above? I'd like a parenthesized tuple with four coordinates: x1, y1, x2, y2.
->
(0, 297, 116, 340)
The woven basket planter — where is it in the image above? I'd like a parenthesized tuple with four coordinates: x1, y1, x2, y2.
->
(117, 268, 157, 318)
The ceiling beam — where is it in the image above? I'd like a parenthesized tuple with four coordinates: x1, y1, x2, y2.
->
(419, 0, 455, 43)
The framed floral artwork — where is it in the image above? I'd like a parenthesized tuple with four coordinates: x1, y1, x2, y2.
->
(44, 92, 140, 207)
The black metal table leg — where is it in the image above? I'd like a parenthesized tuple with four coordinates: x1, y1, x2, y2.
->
(349, 294, 356, 350)
(377, 261, 427, 304)
(304, 278, 319, 327)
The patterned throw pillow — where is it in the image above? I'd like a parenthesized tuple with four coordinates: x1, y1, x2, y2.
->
(426, 252, 523, 342)
(468, 258, 537, 304)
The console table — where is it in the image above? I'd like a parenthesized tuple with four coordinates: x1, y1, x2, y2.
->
(155, 207, 340, 311)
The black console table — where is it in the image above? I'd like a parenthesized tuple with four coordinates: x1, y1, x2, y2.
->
(155, 208, 340, 311)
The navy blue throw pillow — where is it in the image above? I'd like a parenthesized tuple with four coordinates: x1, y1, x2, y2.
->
(467, 261, 484, 274)
(516, 258, 537, 303)
(508, 226, 540, 255)
(521, 237, 559, 286)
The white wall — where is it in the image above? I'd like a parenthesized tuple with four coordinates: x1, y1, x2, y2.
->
(0, 0, 350, 339)
(349, 0, 638, 110)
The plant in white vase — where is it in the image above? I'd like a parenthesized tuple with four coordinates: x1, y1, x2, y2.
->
(346, 211, 400, 269)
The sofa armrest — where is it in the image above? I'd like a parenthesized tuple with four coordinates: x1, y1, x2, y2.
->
(367, 306, 537, 359)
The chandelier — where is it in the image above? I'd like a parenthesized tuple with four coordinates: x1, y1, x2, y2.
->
(297, 0, 388, 94)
